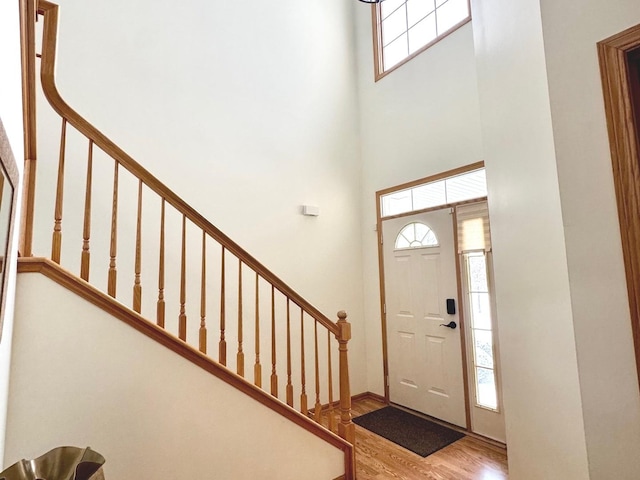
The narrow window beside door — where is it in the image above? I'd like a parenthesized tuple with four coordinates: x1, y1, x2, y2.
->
(464, 251, 498, 410)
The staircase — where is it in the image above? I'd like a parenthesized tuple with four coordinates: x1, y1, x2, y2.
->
(16, 1, 355, 477)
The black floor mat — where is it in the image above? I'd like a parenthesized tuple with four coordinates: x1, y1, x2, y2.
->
(353, 406, 465, 457)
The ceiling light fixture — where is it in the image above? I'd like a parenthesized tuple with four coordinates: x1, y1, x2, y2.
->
(358, 0, 385, 3)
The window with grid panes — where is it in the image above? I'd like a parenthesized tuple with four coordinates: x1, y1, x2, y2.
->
(375, 0, 471, 78)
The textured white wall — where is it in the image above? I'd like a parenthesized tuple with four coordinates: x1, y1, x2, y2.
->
(0, 0, 24, 468)
(471, 0, 618, 477)
(31, 0, 367, 395)
(540, 1, 640, 477)
(352, 8, 484, 395)
(6, 273, 345, 479)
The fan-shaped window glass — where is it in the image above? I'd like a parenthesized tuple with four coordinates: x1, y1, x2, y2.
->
(395, 222, 439, 249)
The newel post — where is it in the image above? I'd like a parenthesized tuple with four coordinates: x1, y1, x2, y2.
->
(19, 0, 38, 257)
(336, 310, 355, 444)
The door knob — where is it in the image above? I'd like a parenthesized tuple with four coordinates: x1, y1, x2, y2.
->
(439, 321, 457, 329)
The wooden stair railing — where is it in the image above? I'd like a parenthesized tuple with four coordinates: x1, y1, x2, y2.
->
(23, 0, 355, 452)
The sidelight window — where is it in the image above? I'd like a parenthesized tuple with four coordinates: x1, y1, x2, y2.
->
(464, 251, 498, 410)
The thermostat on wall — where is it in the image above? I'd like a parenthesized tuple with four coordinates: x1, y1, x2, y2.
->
(302, 205, 320, 216)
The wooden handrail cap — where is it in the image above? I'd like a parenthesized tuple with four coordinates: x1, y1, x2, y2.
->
(337, 311, 348, 321)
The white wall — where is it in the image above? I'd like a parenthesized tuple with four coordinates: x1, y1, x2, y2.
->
(31, 0, 367, 395)
(0, 0, 24, 468)
(471, 0, 590, 477)
(540, 1, 640, 477)
(352, 7, 484, 394)
(6, 273, 346, 479)
(471, 0, 640, 478)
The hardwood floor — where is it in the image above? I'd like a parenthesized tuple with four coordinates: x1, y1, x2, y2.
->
(348, 397, 508, 480)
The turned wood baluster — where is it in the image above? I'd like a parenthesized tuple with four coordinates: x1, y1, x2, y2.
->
(254, 273, 262, 387)
(157, 198, 166, 328)
(199, 231, 207, 354)
(337, 311, 355, 444)
(219, 246, 227, 366)
(178, 215, 187, 341)
(80, 139, 93, 281)
(314, 320, 322, 422)
(132, 180, 143, 313)
(51, 118, 67, 264)
(270, 285, 278, 397)
(286, 299, 293, 407)
(300, 310, 308, 415)
(107, 162, 118, 297)
(327, 330, 336, 433)
(237, 260, 244, 377)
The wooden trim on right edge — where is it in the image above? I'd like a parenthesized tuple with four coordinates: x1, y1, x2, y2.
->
(0, 119, 20, 343)
(18, 257, 355, 479)
(598, 23, 640, 389)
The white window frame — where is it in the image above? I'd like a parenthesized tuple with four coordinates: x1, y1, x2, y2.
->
(380, 167, 487, 219)
(372, 0, 472, 80)
(461, 249, 501, 412)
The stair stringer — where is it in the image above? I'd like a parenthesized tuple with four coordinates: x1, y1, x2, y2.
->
(6, 259, 351, 479)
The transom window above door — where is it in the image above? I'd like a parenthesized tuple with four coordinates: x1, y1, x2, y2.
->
(380, 167, 487, 218)
(374, 0, 471, 79)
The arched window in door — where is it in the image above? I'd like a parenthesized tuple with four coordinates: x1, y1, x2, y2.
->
(394, 222, 439, 249)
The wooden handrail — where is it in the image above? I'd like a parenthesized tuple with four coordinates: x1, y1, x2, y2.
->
(30, 0, 355, 454)
(35, 0, 339, 336)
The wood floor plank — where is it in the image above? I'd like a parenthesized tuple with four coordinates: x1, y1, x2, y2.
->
(328, 397, 509, 479)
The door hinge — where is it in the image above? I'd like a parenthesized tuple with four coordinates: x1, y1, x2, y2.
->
(383, 303, 386, 314)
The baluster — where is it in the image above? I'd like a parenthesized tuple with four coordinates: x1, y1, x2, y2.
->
(314, 320, 322, 422)
(270, 285, 278, 397)
(286, 299, 293, 407)
(199, 231, 207, 354)
(178, 215, 187, 341)
(80, 139, 93, 281)
(51, 118, 67, 264)
(157, 198, 165, 328)
(337, 311, 355, 444)
(107, 161, 118, 297)
(219, 246, 227, 366)
(133, 180, 143, 313)
(300, 310, 308, 415)
(237, 260, 244, 377)
(327, 330, 336, 433)
(254, 273, 261, 387)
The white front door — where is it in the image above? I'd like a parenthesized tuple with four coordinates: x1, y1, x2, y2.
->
(383, 208, 466, 428)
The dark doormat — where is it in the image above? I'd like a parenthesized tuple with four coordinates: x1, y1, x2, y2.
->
(353, 406, 465, 457)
